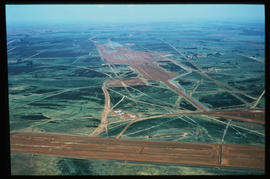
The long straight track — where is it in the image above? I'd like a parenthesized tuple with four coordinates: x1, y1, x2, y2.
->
(10, 132, 264, 169)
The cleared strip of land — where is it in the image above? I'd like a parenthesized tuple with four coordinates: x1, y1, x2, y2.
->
(140, 109, 265, 125)
(10, 132, 264, 169)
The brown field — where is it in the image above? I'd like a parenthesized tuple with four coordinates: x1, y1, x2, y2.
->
(135, 64, 177, 81)
(96, 44, 159, 66)
(106, 78, 145, 87)
(96, 42, 177, 82)
(10, 132, 264, 169)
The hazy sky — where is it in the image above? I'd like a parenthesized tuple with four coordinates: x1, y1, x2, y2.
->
(6, 4, 265, 24)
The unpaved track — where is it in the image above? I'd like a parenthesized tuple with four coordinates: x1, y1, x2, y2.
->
(140, 109, 265, 124)
(89, 82, 110, 136)
(10, 132, 264, 169)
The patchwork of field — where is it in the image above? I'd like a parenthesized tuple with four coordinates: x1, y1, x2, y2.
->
(8, 20, 265, 175)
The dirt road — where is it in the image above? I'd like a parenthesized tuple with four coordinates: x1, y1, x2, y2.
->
(89, 82, 110, 136)
(10, 132, 264, 169)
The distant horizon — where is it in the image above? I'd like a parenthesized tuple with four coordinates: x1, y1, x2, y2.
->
(6, 4, 265, 25)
